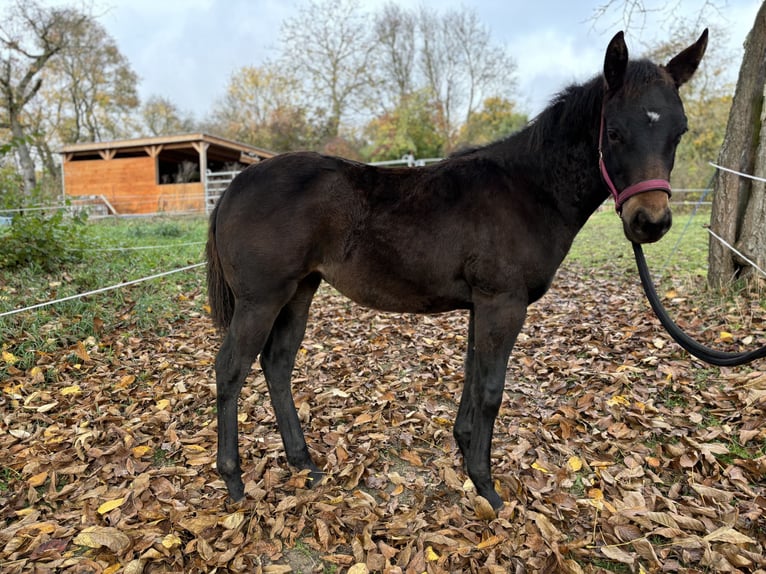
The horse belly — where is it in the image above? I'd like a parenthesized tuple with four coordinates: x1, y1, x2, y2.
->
(318, 263, 469, 314)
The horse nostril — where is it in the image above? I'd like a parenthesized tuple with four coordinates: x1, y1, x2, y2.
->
(633, 208, 672, 241)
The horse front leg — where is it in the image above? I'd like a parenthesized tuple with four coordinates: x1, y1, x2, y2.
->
(454, 309, 475, 456)
(462, 294, 527, 511)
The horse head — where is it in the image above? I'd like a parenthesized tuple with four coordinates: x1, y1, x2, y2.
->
(600, 29, 708, 244)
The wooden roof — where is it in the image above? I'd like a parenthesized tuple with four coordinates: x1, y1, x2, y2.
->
(59, 133, 276, 165)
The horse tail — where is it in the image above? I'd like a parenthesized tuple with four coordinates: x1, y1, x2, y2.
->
(206, 201, 235, 331)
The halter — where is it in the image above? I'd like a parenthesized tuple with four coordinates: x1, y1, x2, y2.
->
(598, 103, 672, 213)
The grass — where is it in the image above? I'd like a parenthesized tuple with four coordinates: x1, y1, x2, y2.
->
(1, 216, 208, 373)
(567, 206, 711, 279)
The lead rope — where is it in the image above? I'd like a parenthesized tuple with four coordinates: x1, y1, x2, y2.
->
(632, 242, 766, 366)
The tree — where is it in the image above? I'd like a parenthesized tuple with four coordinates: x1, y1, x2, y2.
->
(141, 95, 196, 136)
(42, 16, 139, 144)
(708, 2, 766, 286)
(279, 0, 375, 140)
(456, 96, 528, 148)
(362, 88, 445, 162)
(372, 3, 417, 112)
(206, 63, 316, 152)
(26, 15, 139, 182)
(0, 0, 87, 194)
(417, 6, 518, 152)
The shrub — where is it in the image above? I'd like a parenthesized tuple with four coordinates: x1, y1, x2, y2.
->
(0, 207, 87, 271)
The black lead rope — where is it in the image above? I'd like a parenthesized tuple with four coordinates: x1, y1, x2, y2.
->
(632, 242, 766, 367)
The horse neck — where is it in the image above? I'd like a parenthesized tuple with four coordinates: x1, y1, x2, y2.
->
(496, 79, 608, 230)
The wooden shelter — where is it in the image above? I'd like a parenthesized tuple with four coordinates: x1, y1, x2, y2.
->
(60, 134, 276, 215)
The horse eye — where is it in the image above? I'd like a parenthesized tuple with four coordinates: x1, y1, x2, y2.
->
(607, 128, 622, 143)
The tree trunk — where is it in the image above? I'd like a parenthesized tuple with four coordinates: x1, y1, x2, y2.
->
(736, 82, 766, 280)
(9, 112, 38, 194)
(708, 2, 766, 287)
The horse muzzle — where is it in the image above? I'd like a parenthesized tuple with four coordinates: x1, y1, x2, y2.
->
(620, 188, 672, 244)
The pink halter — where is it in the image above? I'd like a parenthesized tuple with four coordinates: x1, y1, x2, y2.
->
(598, 106, 672, 213)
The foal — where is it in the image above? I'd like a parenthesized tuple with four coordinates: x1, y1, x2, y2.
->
(206, 30, 707, 510)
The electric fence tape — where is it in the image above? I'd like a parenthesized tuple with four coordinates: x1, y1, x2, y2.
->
(0, 262, 205, 318)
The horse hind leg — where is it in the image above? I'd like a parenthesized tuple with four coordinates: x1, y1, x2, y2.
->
(454, 309, 476, 456)
(215, 298, 284, 501)
(260, 273, 322, 486)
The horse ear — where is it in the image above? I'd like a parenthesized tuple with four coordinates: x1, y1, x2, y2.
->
(665, 28, 708, 87)
(604, 31, 629, 92)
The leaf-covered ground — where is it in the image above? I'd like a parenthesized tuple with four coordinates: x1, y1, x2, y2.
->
(1, 262, 765, 573)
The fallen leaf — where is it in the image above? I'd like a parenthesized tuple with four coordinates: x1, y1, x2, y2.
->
(97, 498, 126, 514)
(161, 533, 182, 549)
(74, 527, 131, 553)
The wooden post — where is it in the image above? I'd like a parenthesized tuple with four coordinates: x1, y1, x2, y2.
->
(192, 141, 210, 211)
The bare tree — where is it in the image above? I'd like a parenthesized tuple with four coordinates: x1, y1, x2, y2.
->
(417, 6, 517, 151)
(0, 0, 87, 194)
(279, 0, 376, 139)
(206, 63, 316, 152)
(373, 3, 417, 111)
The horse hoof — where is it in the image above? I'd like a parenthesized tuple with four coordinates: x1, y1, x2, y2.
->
(479, 489, 504, 513)
(224, 478, 245, 502)
(307, 468, 325, 488)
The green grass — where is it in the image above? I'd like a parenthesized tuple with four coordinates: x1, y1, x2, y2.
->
(568, 207, 711, 278)
(1, 216, 208, 373)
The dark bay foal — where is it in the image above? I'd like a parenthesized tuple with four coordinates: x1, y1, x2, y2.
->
(206, 30, 707, 511)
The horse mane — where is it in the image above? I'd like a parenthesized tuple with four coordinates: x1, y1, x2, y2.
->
(532, 60, 676, 150)
(454, 59, 675, 161)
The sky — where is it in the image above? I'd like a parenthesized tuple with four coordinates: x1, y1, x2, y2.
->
(35, 0, 763, 120)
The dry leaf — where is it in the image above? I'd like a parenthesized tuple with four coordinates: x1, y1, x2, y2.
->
(97, 498, 125, 514)
(161, 533, 182, 549)
(73, 527, 131, 553)
(600, 545, 635, 565)
(474, 496, 497, 520)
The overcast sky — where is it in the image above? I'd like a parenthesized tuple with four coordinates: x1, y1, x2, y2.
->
(43, 0, 762, 120)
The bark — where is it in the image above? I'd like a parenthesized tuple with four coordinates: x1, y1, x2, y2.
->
(736, 82, 766, 280)
(708, 2, 766, 287)
(8, 105, 38, 193)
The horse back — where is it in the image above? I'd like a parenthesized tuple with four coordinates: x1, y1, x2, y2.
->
(213, 151, 564, 313)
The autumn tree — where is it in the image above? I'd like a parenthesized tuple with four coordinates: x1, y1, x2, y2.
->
(0, 0, 87, 194)
(363, 88, 444, 162)
(28, 15, 139, 180)
(0, 1, 139, 193)
(206, 64, 316, 152)
(456, 97, 528, 149)
(42, 16, 139, 144)
(140, 96, 196, 137)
